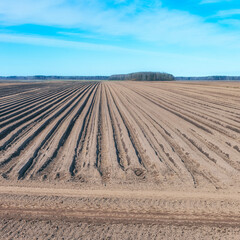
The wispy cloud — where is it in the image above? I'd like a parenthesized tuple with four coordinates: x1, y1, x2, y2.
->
(218, 18, 240, 27)
(0, 0, 239, 50)
(215, 9, 240, 17)
(0, 33, 125, 51)
(200, 0, 231, 4)
(0, 33, 162, 55)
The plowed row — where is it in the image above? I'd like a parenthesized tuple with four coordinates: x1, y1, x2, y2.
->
(0, 81, 240, 190)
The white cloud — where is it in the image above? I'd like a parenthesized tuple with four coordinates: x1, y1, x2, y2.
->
(200, 0, 231, 4)
(114, 0, 127, 3)
(0, 0, 239, 49)
(0, 32, 169, 55)
(218, 18, 240, 27)
(0, 0, 84, 26)
(215, 9, 240, 17)
(0, 33, 132, 52)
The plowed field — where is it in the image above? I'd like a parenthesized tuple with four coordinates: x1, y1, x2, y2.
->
(0, 80, 240, 239)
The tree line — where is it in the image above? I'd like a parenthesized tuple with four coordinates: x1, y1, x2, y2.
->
(109, 72, 175, 81)
(176, 76, 240, 81)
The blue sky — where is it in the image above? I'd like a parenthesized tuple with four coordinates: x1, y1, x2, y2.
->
(0, 0, 240, 76)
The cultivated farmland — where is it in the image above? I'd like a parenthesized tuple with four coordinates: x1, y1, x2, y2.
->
(0, 80, 240, 239)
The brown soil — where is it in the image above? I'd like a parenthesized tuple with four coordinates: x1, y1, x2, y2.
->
(0, 80, 240, 239)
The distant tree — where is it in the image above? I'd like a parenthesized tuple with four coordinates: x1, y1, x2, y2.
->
(109, 72, 175, 81)
(175, 76, 240, 81)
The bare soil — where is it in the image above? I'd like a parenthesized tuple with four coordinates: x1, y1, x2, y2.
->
(0, 80, 240, 239)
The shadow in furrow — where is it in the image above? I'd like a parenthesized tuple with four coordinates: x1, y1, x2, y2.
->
(0, 84, 91, 170)
(69, 83, 99, 176)
(35, 84, 97, 176)
(0, 86, 86, 140)
(0, 87, 84, 151)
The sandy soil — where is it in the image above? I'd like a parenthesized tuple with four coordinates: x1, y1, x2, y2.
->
(0, 80, 240, 239)
(1, 185, 240, 239)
